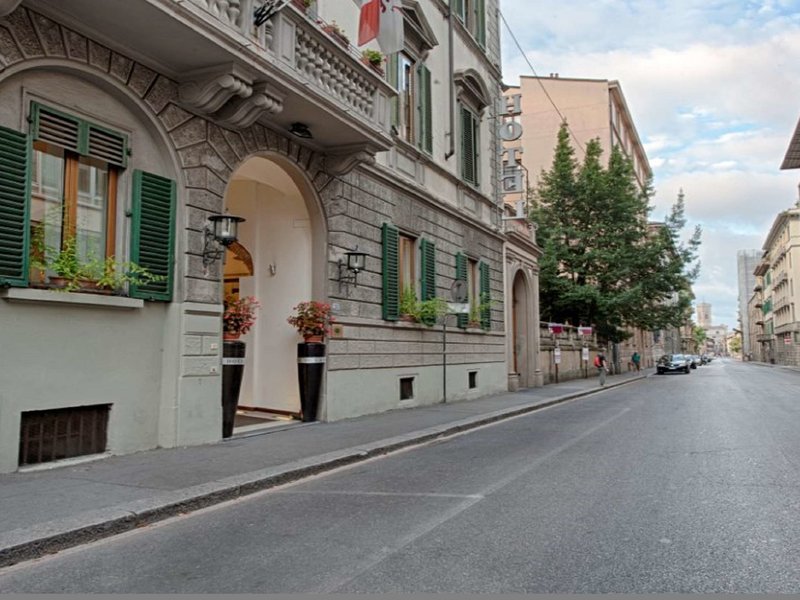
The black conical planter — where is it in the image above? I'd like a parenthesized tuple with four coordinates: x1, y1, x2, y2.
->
(297, 342, 325, 422)
(222, 340, 246, 438)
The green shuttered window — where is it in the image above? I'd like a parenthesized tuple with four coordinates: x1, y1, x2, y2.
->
(419, 238, 436, 301)
(0, 106, 175, 301)
(382, 223, 400, 321)
(455, 252, 468, 329)
(131, 171, 176, 301)
(460, 105, 479, 186)
(480, 261, 491, 330)
(0, 126, 31, 287)
(417, 64, 432, 154)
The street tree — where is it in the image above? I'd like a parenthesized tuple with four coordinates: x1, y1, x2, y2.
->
(531, 121, 701, 343)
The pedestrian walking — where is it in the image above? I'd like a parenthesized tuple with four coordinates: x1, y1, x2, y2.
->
(632, 350, 641, 372)
(594, 348, 608, 386)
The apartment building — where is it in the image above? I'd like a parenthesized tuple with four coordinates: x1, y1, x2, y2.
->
(0, 0, 509, 472)
(754, 207, 800, 366)
(502, 75, 656, 371)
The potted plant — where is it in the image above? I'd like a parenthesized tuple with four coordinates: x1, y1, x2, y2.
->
(287, 300, 334, 342)
(399, 286, 446, 326)
(287, 300, 334, 422)
(223, 295, 260, 341)
(220, 295, 260, 438)
(361, 49, 384, 74)
(29, 221, 163, 293)
(319, 20, 349, 47)
(291, 0, 312, 12)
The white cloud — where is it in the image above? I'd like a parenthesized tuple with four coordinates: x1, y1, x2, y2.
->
(501, 0, 800, 328)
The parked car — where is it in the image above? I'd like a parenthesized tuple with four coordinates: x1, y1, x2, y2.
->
(656, 354, 691, 374)
(688, 355, 699, 369)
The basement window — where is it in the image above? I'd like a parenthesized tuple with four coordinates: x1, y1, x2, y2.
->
(400, 377, 415, 401)
(468, 371, 478, 389)
(19, 404, 110, 467)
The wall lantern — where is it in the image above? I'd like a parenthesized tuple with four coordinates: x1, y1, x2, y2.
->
(203, 214, 245, 267)
(338, 246, 366, 290)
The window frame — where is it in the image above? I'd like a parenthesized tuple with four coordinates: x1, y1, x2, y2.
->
(399, 232, 417, 298)
(30, 139, 118, 269)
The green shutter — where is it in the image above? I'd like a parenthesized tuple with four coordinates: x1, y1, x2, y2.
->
(32, 102, 127, 168)
(456, 252, 467, 328)
(420, 238, 436, 301)
(387, 53, 400, 130)
(475, 0, 486, 46)
(130, 170, 176, 301)
(0, 126, 31, 287)
(461, 106, 478, 185)
(480, 261, 490, 330)
(453, 0, 465, 21)
(382, 223, 400, 321)
(416, 64, 432, 154)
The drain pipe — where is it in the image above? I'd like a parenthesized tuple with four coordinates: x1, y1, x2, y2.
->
(444, 4, 455, 160)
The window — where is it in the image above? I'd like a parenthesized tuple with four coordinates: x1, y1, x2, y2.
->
(400, 377, 415, 401)
(19, 404, 110, 466)
(399, 233, 416, 296)
(388, 53, 432, 154)
(0, 102, 176, 300)
(455, 253, 490, 330)
(382, 223, 436, 321)
(31, 141, 117, 268)
(460, 104, 479, 185)
(468, 371, 477, 389)
(453, 0, 486, 46)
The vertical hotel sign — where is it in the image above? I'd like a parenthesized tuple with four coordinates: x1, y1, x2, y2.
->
(498, 93, 526, 219)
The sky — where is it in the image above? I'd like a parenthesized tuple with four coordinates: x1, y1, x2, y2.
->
(499, 0, 800, 329)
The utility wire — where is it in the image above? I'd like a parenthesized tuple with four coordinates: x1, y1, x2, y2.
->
(498, 8, 587, 157)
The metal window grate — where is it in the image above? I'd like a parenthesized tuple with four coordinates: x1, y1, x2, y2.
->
(19, 404, 110, 466)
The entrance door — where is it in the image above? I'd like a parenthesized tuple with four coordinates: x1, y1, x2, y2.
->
(512, 271, 529, 387)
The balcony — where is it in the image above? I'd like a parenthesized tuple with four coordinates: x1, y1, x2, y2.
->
(773, 296, 791, 312)
(27, 0, 396, 156)
(756, 333, 774, 343)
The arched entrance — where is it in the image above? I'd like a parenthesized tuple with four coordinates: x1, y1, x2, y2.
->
(511, 270, 530, 387)
(223, 155, 326, 430)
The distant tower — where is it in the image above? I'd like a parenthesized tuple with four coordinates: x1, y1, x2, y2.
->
(737, 249, 761, 356)
(696, 302, 712, 329)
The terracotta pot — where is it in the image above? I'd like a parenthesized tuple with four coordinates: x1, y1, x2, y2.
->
(223, 331, 241, 341)
(303, 334, 324, 343)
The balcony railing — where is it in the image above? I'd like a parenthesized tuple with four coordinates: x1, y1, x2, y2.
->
(181, 0, 394, 145)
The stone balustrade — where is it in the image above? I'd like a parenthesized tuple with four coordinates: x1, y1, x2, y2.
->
(183, 0, 390, 137)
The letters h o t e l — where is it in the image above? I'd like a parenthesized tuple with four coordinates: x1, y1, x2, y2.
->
(498, 93, 525, 216)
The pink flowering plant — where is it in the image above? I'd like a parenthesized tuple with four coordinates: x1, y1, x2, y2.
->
(287, 301, 335, 339)
(223, 295, 260, 336)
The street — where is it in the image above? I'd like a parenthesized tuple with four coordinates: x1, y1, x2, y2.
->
(1, 359, 799, 593)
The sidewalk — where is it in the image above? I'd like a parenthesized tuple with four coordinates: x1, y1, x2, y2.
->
(0, 368, 650, 567)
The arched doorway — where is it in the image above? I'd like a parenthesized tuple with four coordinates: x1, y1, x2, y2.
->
(512, 269, 530, 388)
(223, 155, 325, 430)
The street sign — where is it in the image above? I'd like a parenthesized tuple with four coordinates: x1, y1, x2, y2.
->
(582, 347, 589, 361)
(554, 347, 562, 364)
(447, 302, 470, 314)
(450, 280, 468, 303)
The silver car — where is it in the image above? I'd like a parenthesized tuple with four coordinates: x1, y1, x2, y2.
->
(656, 353, 691, 374)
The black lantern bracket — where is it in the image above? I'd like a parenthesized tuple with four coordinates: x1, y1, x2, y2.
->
(202, 214, 245, 268)
(337, 246, 366, 292)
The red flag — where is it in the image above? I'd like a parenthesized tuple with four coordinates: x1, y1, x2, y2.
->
(358, 0, 380, 46)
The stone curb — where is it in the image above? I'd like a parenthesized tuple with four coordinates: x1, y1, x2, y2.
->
(0, 374, 646, 568)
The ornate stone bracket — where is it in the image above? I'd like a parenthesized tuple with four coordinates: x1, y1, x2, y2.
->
(324, 144, 377, 177)
(178, 64, 254, 115)
(215, 81, 285, 129)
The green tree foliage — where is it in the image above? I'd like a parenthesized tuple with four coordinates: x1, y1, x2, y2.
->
(531, 122, 701, 342)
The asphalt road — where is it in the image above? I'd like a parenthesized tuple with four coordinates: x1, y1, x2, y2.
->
(2, 359, 799, 593)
